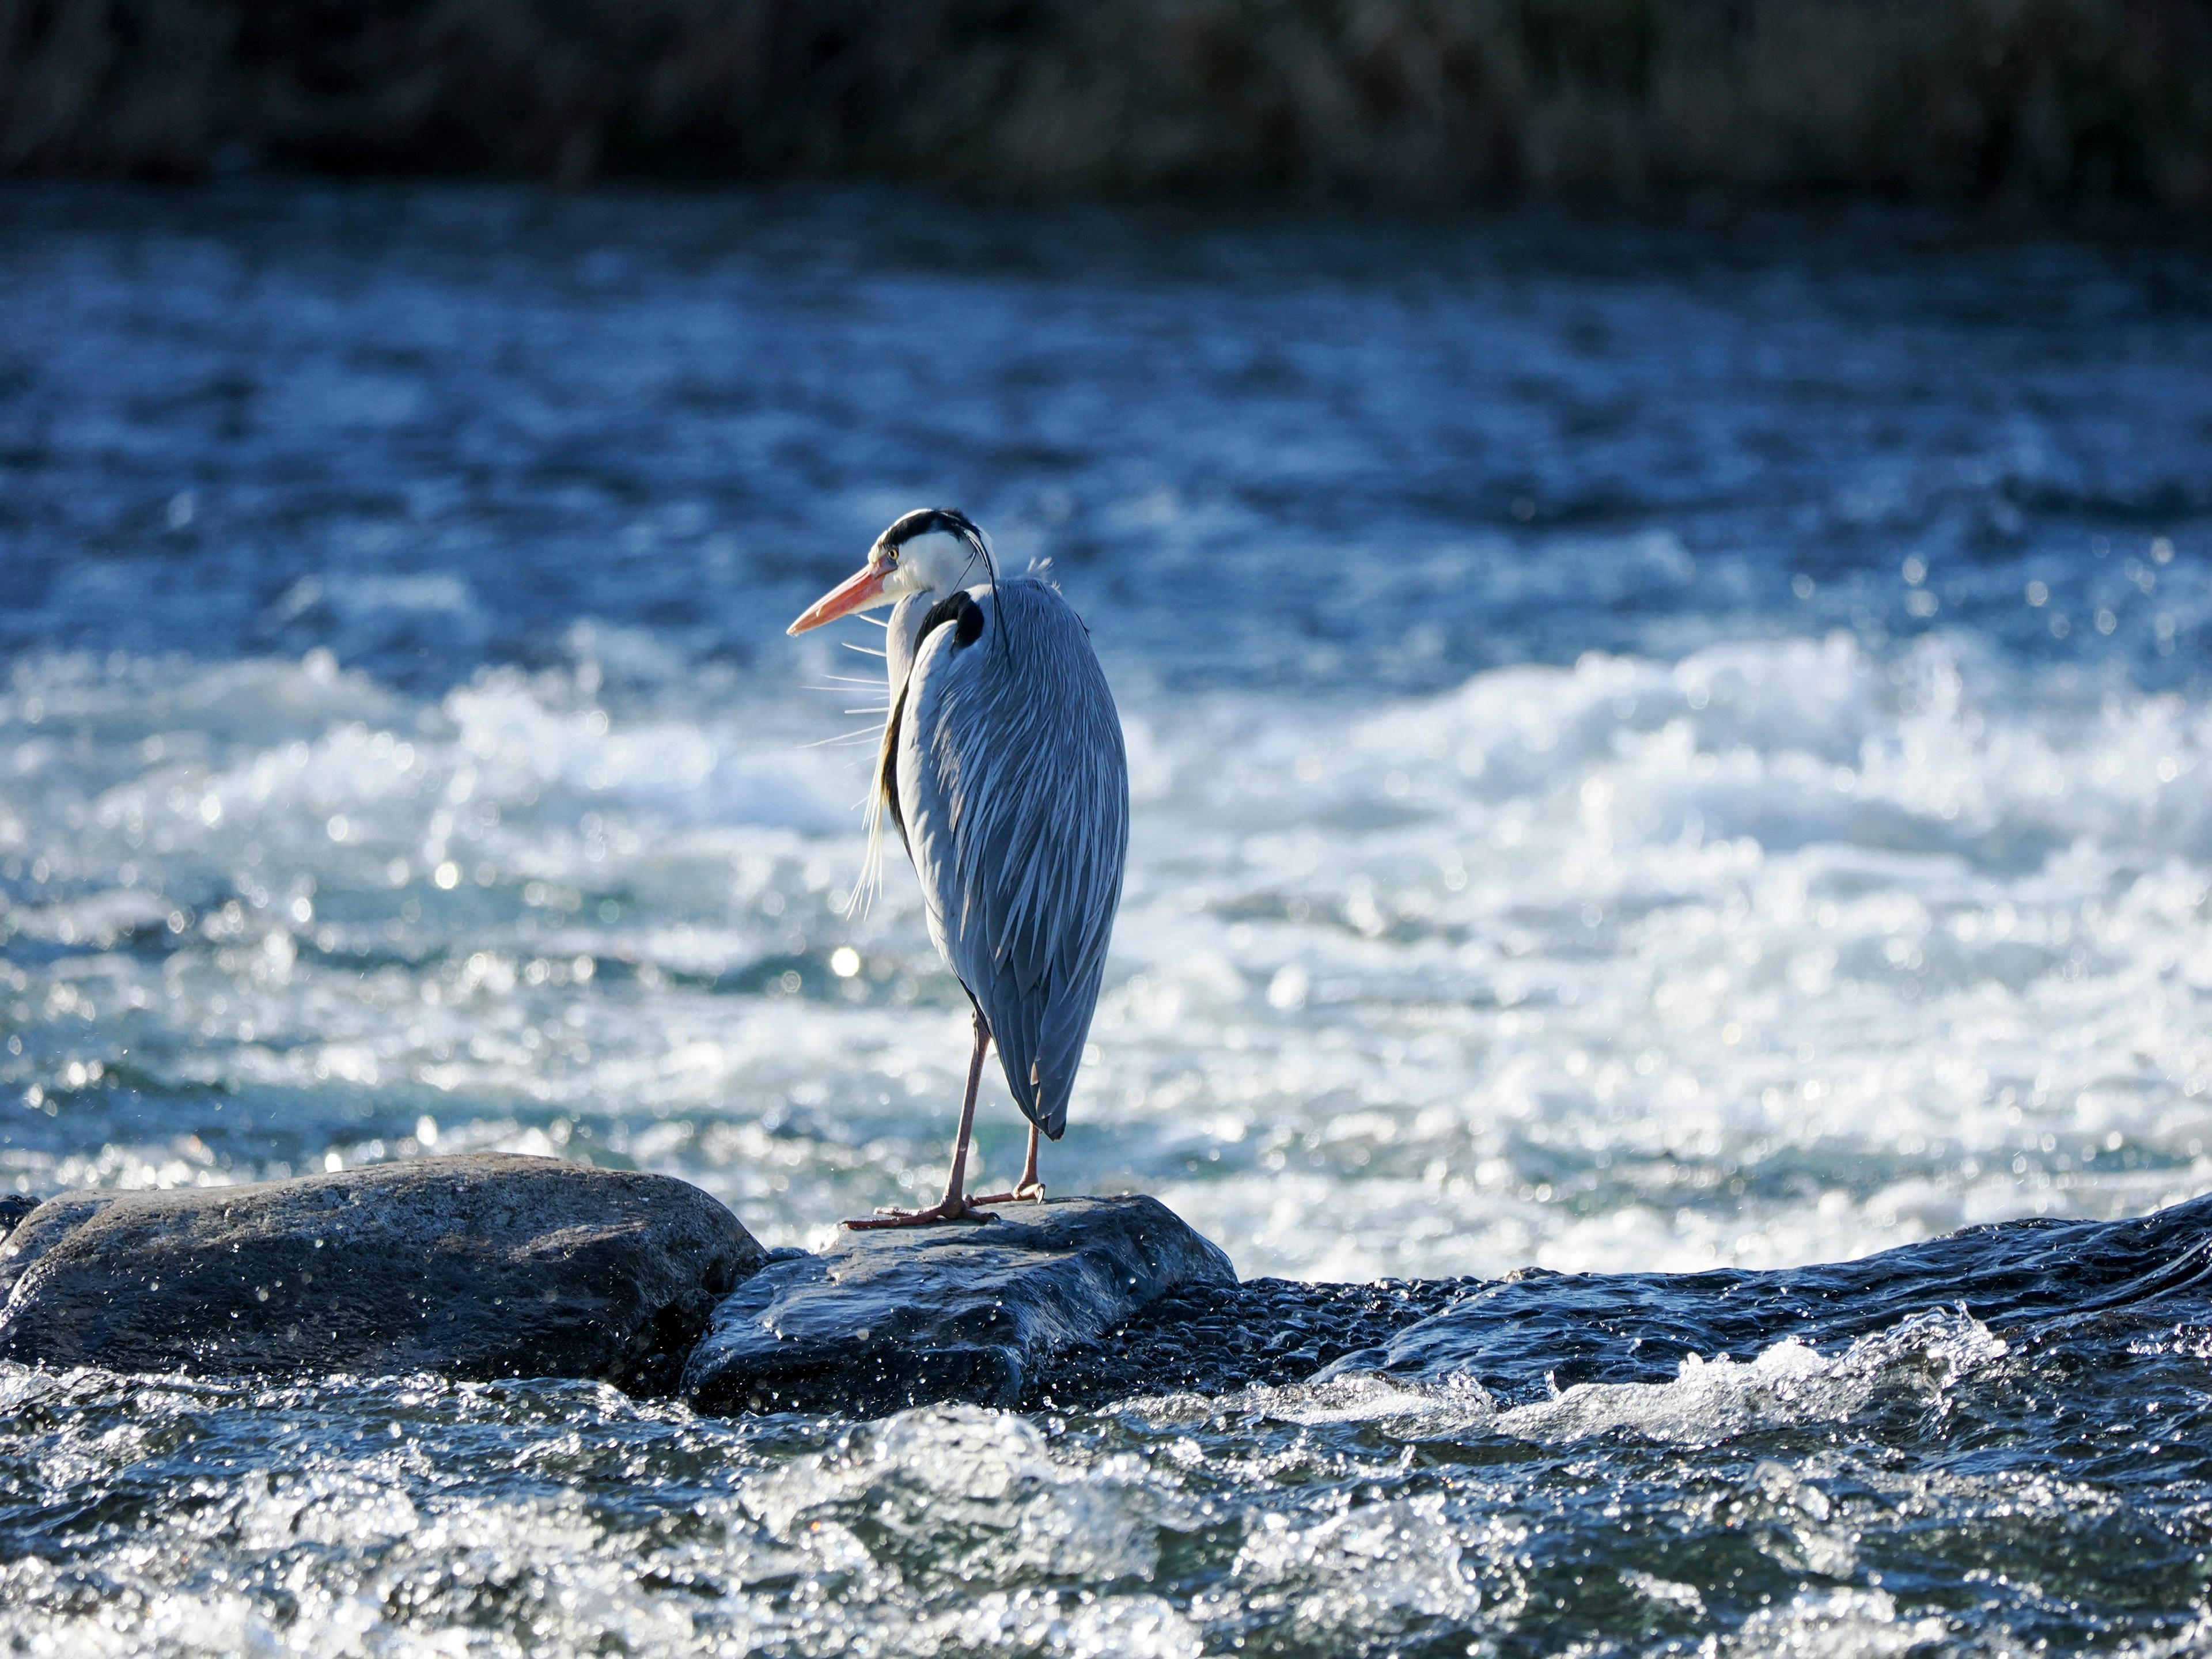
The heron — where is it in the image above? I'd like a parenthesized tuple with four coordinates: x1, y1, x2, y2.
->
(787, 509, 1129, 1227)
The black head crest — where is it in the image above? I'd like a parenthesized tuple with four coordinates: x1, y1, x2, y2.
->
(881, 507, 986, 559)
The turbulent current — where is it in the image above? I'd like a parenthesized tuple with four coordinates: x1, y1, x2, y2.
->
(2, 184, 2211, 1654)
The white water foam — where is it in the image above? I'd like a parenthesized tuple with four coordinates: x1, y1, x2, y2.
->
(1494, 1310, 2005, 1448)
(4, 627, 2211, 1277)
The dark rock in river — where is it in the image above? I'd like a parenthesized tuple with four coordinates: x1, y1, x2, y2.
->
(683, 1194, 1233, 1415)
(18, 1157, 2195, 1418)
(0, 1154, 763, 1389)
(1018, 1275, 1474, 1411)
(1022, 1196, 2212, 1411)
(1315, 1191, 2212, 1404)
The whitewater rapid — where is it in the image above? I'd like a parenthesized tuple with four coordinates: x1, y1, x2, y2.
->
(7, 621, 2207, 1281)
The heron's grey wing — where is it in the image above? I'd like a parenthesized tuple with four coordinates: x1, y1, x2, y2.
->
(896, 579, 1129, 1138)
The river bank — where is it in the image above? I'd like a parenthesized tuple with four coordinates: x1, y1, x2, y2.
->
(5, 0, 2210, 209)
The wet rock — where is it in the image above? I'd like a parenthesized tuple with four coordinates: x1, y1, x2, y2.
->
(1316, 1192, 2212, 1404)
(683, 1195, 1234, 1415)
(0, 1154, 763, 1389)
(1027, 1196, 2212, 1412)
(1021, 1276, 1474, 1411)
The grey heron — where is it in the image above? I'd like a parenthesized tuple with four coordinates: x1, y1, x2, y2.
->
(788, 509, 1129, 1227)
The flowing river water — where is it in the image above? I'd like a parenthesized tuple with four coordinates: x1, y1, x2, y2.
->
(2, 183, 2211, 1654)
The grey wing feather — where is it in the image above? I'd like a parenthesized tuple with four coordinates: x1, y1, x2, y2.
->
(895, 578, 1129, 1138)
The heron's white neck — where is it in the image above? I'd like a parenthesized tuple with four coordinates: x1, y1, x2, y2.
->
(858, 586, 960, 910)
(884, 590, 935, 695)
(876, 528, 990, 688)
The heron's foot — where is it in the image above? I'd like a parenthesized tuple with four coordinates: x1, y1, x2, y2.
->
(842, 1195, 996, 1230)
(969, 1180, 1047, 1206)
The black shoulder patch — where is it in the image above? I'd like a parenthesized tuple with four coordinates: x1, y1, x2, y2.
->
(919, 589, 985, 649)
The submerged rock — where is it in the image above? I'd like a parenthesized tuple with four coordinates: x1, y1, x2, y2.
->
(1315, 1190, 2212, 1404)
(0, 1154, 763, 1389)
(683, 1195, 1234, 1415)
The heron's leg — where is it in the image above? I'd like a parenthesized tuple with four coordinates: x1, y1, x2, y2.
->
(845, 1008, 993, 1229)
(971, 1123, 1046, 1205)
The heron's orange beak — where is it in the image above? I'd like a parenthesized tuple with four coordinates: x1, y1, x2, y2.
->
(787, 563, 893, 635)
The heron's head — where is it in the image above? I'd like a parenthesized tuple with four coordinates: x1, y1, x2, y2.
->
(786, 508, 992, 635)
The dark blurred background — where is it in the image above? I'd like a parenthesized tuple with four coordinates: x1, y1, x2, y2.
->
(4, 0, 2210, 207)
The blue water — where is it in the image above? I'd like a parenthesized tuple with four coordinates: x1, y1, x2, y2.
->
(2, 181, 2211, 1654)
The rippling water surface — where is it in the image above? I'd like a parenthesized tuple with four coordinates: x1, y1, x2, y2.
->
(2, 184, 2211, 1654)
